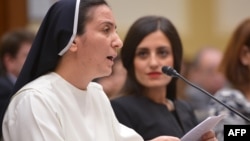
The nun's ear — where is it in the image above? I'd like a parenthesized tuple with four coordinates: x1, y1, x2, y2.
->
(71, 38, 77, 46)
(69, 40, 78, 52)
(73, 36, 80, 45)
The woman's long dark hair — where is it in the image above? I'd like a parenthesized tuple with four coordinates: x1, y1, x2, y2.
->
(121, 15, 183, 100)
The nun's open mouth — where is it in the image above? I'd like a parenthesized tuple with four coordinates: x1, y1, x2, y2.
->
(107, 56, 114, 61)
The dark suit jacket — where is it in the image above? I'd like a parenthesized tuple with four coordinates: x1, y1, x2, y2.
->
(0, 75, 14, 111)
(111, 95, 198, 140)
(0, 75, 14, 138)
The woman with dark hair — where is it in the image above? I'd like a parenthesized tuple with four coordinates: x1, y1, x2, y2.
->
(111, 15, 216, 140)
(208, 18, 250, 141)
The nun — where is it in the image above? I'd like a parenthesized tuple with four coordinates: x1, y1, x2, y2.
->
(1, 0, 143, 140)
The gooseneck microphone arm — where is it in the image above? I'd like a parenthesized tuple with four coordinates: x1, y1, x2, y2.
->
(162, 66, 250, 123)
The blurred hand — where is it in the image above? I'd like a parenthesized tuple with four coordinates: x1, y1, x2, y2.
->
(201, 130, 218, 141)
(150, 136, 180, 141)
(149, 130, 217, 141)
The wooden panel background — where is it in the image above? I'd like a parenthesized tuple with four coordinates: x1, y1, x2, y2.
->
(0, 0, 28, 37)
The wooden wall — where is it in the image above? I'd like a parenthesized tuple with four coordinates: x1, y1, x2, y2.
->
(0, 0, 28, 37)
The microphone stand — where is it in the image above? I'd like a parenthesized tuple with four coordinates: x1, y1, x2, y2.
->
(175, 72, 250, 123)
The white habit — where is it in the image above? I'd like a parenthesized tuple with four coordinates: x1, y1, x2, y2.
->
(2, 72, 143, 141)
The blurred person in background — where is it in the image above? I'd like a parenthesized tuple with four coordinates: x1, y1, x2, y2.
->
(0, 28, 34, 138)
(111, 15, 218, 141)
(184, 47, 227, 123)
(94, 54, 127, 99)
(208, 18, 250, 141)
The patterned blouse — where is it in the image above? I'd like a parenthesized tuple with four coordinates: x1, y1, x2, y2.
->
(208, 87, 250, 141)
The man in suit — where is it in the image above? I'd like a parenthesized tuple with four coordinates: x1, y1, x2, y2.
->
(0, 28, 34, 137)
(184, 47, 227, 123)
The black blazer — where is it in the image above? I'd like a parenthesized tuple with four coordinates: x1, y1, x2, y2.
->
(0, 75, 14, 138)
(111, 95, 198, 140)
(0, 75, 14, 111)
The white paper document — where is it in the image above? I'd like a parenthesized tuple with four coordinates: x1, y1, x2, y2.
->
(181, 114, 225, 141)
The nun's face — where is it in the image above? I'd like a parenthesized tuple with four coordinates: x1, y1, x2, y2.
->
(74, 5, 123, 79)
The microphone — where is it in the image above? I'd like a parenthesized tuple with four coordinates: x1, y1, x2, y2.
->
(162, 66, 250, 122)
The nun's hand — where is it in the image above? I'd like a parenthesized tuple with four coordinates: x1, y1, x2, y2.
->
(201, 130, 218, 141)
(149, 136, 180, 141)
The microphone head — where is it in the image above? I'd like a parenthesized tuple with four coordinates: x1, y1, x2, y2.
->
(161, 66, 178, 77)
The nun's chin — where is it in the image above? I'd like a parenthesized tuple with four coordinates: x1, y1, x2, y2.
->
(94, 70, 112, 79)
